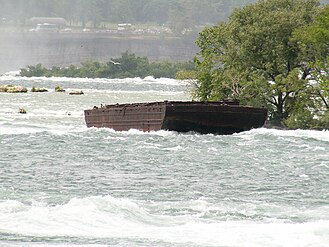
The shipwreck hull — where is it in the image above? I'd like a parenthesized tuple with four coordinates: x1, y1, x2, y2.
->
(162, 102, 267, 134)
(84, 101, 267, 134)
(84, 102, 166, 131)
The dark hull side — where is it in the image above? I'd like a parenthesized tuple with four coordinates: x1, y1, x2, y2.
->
(84, 101, 267, 134)
(84, 102, 166, 132)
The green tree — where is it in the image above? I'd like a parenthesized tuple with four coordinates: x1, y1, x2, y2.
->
(20, 64, 48, 77)
(290, 5, 329, 128)
(75, 0, 103, 28)
(19, 52, 194, 79)
(60, 0, 79, 25)
(141, 0, 173, 25)
(106, 0, 135, 23)
(194, 0, 321, 127)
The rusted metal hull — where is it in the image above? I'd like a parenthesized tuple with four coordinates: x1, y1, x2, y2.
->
(84, 101, 267, 134)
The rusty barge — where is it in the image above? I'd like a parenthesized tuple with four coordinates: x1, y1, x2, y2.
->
(84, 101, 267, 134)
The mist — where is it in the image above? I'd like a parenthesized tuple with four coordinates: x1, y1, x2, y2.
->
(1, 0, 329, 74)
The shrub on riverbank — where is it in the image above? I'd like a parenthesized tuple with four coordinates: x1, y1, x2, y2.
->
(20, 52, 195, 79)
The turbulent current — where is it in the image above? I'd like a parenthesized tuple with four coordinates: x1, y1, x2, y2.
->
(0, 75, 328, 247)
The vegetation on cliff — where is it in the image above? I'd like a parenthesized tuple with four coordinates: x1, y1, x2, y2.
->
(2, 0, 328, 36)
(193, 0, 329, 129)
(0, 0, 260, 32)
(20, 52, 195, 79)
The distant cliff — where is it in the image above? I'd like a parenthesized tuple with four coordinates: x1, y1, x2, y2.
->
(0, 32, 198, 74)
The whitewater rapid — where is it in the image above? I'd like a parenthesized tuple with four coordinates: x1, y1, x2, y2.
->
(0, 75, 328, 247)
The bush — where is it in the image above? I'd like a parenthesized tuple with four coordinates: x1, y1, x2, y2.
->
(19, 52, 195, 79)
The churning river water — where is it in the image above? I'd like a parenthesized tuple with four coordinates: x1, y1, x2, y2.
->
(0, 75, 328, 247)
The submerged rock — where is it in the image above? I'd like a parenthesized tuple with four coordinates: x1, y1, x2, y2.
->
(1, 84, 27, 93)
(31, 86, 48, 92)
(0, 85, 8, 92)
(5, 85, 28, 93)
(18, 107, 27, 114)
(55, 86, 65, 92)
(69, 90, 84, 95)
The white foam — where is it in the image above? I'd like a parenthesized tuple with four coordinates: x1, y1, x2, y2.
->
(0, 75, 186, 86)
(93, 127, 177, 137)
(2, 70, 20, 76)
(0, 126, 43, 135)
(0, 244, 107, 247)
(0, 122, 87, 136)
(0, 196, 328, 246)
(239, 128, 329, 143)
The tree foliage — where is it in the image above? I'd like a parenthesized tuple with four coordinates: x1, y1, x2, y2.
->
(194, 0, 329, 129)
(20, 51, 195, 79)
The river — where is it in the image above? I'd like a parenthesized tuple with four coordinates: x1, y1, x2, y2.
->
(0, 75, 328, 247)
